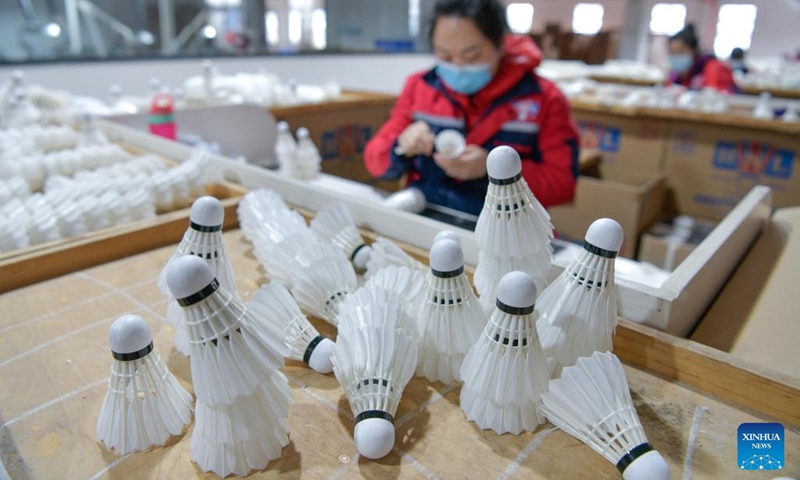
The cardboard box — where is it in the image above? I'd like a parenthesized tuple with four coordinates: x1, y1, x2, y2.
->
(572, 109, 668, 176)
(549, 166, 667, 258)
(271, 92, 402, 191)
(664, 122, 800, 219)
(637, 217, 717, 271)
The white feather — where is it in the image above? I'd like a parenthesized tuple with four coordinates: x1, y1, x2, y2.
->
(474, 251, 551, 311)
(310, 203, 367, 260)
(364, 237, 426, 278)
(363, 265, 426, 318)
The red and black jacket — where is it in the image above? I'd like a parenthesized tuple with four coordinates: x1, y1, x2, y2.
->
(364, 35, 580, 216)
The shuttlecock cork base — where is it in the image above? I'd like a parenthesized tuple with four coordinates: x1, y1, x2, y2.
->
(96, 315, 193, 455)
(537, 218, 624, 378)
(311, 203, 373, 271)
(460, 271, 550, 435)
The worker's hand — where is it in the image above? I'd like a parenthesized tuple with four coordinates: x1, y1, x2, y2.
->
(434, 145, 488, 181)
(397, 121, 434, 157)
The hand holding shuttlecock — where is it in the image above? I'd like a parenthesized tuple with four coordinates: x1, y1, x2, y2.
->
(96, 315, 193, 455)
(537, 218, 624, 378)
(474, 146, 554, 310)
(157, 196, 238, 356)
(333, 286, 419, 459)
(460, 271, 550, 435)
(416, 238, 487, 384)
(541, 351, 671, 480)
(166, 255, 292, 477)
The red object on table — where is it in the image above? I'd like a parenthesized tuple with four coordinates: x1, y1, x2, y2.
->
(149, 92, 177, 140)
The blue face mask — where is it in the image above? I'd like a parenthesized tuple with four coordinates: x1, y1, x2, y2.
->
(435, 61, 493, 95)
(669, 53, 694, 74)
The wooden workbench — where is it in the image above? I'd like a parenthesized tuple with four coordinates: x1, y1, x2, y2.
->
(2, 228, 799, 480)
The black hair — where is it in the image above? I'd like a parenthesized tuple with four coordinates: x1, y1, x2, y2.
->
(670, 23, 699, 51)
(428, 0, 508, 48)
(731, 47, 745, 60)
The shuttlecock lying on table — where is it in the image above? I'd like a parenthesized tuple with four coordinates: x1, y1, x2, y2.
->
(365, 236, 426, 278)
(311, 203, 372, 271)
(157, 196, 239, 356)
(416, 239, 486, 384)
(460, 271, 550, 435)
(363, 265, 426, 319)
(537, 218, 623, 378)
(166, 255, 292, 477)
(333, 287, 419, 460)
(753, 92, 775, 120)
(96, 314, 193, 455)
(540, 351, 671, 480)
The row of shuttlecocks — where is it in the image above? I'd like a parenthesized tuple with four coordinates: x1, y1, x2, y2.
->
(274, 121, 322, 180)
(95, 145, 668, 479)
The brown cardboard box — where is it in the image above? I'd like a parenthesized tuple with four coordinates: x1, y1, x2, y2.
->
(549, 166, 667, 258)
(572, 109, 668, 176)
(664, 122, 800, 219)
(271, 91, 402, 191)
(637, 217, 717, 271)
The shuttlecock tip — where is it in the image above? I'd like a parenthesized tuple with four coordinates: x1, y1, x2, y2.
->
(308, 338, 335, 374)
(487, 146, 521, 180)
(433, 229, 461, 246)
(109, 314, 152, 355)
(354, 418, 395, 460)
(166, 255, 216, 301)
(296, 127, 310, 138)
(585, 218, 624, 253)
(353, 245, 373, 271)
(277, 121, 290, 132)
(497, 271, 537, 310)
(621, 449, 670, 480)
(429, 239, 463, 274)
(189, 196, 224, 227)
(434, 129, 466, 158)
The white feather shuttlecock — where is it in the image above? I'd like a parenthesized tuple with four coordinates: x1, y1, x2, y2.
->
(311, 203, 372, 271)
(237, 188, 296, 243)
(474, 146, 553, 308)
(540, 351, 670, 480)
(363, 265, 426, 318)
(158, 196, 239, 356)
(96, 315, 193, 455)
(332, 287, 419, 459)
(416, 239, 486, 384)
(364, 236, 426, 278)
(460, 271, 550, 435)
(537, 218, 623, 378)
(165, 255, 291, 476)
(265, 234, 357, 325)
(248, 282, 335, 374)
(294, 127, 322, 179)
(434, 229, 462, 246)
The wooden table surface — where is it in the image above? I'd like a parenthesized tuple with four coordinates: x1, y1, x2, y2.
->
(1, 230, 798, 480)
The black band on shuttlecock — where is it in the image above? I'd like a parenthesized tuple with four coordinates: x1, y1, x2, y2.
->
(112, 342, 153, 361)
(431, 265, 464, 278)
(583, 240, 618, 258)
(496, 299, 534, 316)
(351, 243, 368, 261)
(489, 172, 522, 185)
(190, 222, 222, 233)
(355, 410, 394, 425)
(177, 278, 220, 306)
(616, 442, 654, 474)
(303, 335, 326, 365)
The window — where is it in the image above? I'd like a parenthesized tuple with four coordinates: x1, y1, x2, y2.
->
(409, 0, 421, 37)
(265, 11, 279, 46)
(205, 0, 241, 7)
(288, 9, 302, 45)
(713, 4, 758, 58)
(311, 8, 326, 50)
(572, 3, 604, 35)
(649, 3, 687, 35)
(506, 3, 534, 34)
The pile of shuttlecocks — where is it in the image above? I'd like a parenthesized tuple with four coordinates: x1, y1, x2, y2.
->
(274, 121, 322, 180)
(95, 142, 673, 479)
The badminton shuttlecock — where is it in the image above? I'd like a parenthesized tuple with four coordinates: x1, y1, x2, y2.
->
(158, 196, 238, 356)
(537, 218, 623, 378)
(753, 92, 775, 120)
(460, 271, 550, 435)
(434, 129, 466, 159)
(783, 102, 799, 123)
(417, 239, 486, 384)
(364, 264, 426, 318)
(540, 351, 670, 480)
(311, 203, 372, 271)
(265, 234, 357, 325)
(434, 229, 461, 246)
(96, 315, 193, 455)
(333, 287, 419, 459)
(381, 187, 427, 213)
(166, 255, 291, 477)
(474, 146, 554, 308)
(365, 236, 426, 278)
(248, 282, 335, 374)
(294, 127, 322, 179)
(275, 121, 299, 175)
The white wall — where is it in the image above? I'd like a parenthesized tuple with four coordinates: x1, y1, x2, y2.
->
(0, 53, 435, 98)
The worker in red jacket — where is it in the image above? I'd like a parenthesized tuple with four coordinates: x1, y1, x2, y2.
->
(364, 0, 579, 216)
(667, 24, 737, 93)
